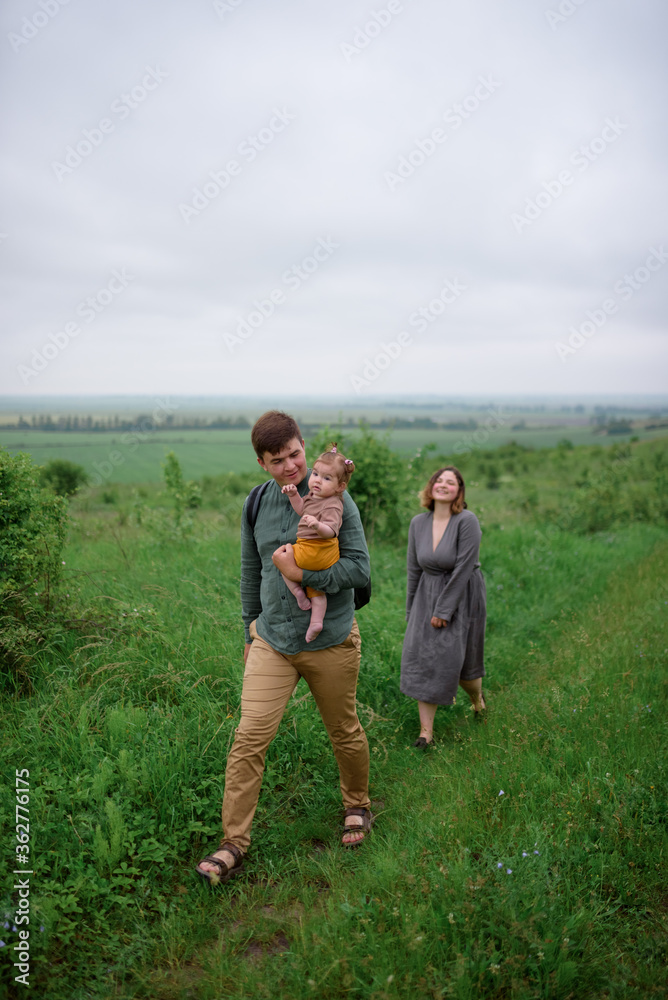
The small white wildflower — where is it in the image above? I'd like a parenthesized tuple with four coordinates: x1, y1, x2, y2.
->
(497, 862, 503, 868)
(448, 913, 455, 924)
(506, 869, 512, 874)
(522, 852, 528, 857)
(499, 789, 505, 796)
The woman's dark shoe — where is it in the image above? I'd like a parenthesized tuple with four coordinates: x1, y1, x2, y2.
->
(413, 736, 435, 748)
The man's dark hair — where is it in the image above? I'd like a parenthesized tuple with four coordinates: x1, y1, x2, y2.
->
(251, 410, 303, 459)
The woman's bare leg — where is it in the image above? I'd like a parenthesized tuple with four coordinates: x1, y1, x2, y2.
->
(459, 678, 485, 712)
(417, 701, 437, 742)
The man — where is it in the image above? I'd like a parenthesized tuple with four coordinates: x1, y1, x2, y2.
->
(197, 411, 372, 884)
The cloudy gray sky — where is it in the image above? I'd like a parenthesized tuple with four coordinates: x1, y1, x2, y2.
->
(1, 0, 666, 400)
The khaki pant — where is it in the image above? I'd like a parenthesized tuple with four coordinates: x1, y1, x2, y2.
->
(222, 619, 370, 851)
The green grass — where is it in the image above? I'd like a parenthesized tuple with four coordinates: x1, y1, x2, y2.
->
(1, 472, 666, 999)
(0, 429, 260, 484)
(3, 424, 667, 485)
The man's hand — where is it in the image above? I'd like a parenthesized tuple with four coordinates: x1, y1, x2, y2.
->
(272, 543, 303, 582)
(244, 642, 252, 664)
(430, 616, 448, 628)
(281, 484, 297, 496)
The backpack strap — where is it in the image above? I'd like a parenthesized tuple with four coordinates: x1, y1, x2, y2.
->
(246, 480, 272, 530)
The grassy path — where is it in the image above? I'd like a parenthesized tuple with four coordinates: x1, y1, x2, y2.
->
(183, 537, 666, 1000)
(1, 527, 666, 999)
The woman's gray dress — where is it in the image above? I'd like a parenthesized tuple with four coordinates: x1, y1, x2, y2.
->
(400, 508, 486, 706)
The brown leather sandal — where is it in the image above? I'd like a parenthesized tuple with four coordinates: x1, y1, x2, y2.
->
(196, 841, 245, 886)
(342, 807, 374, 849)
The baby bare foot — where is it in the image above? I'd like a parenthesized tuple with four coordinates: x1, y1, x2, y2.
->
(305, 621, 324, 643)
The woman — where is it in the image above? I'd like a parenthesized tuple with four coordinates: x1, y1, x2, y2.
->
(400, 467, 486, 746)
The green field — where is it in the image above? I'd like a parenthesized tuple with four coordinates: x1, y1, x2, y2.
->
(1, 437, 666, 998)
(2, 423, 666, 485)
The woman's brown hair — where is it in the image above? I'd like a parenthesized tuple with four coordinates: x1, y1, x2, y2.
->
(420, 466, 467, 514)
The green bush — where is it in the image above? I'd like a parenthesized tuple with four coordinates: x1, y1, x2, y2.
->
(0, 448, 69, 671)
(39, 458, 88, 496)
(307, 423, 417, 542)
(162, 451, 202, 527)
(0, 449, 68, 597)
(538, 442, 668, 534)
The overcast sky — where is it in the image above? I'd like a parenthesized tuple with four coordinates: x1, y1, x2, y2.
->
(1, 0, 666, 401)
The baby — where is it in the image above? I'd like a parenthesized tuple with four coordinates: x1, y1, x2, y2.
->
(280, 445, 355, 642)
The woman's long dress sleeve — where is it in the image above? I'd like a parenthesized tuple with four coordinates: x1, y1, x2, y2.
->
(406, 519, 423, 620)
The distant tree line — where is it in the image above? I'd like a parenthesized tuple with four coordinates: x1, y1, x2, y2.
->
(1, 413, 484, 433)
(2, 407, 664, 435)
(0, 414, 253, 432)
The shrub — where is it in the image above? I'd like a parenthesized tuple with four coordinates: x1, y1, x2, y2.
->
(0, 448, 68, 672)
(39, 458, 88, 496)
(0, 449, 68, 599)
(162, 451, 202, 528)
(307, 423, 417, 543)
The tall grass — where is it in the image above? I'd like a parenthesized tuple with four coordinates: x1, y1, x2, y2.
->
(1, 446, 666, 999)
